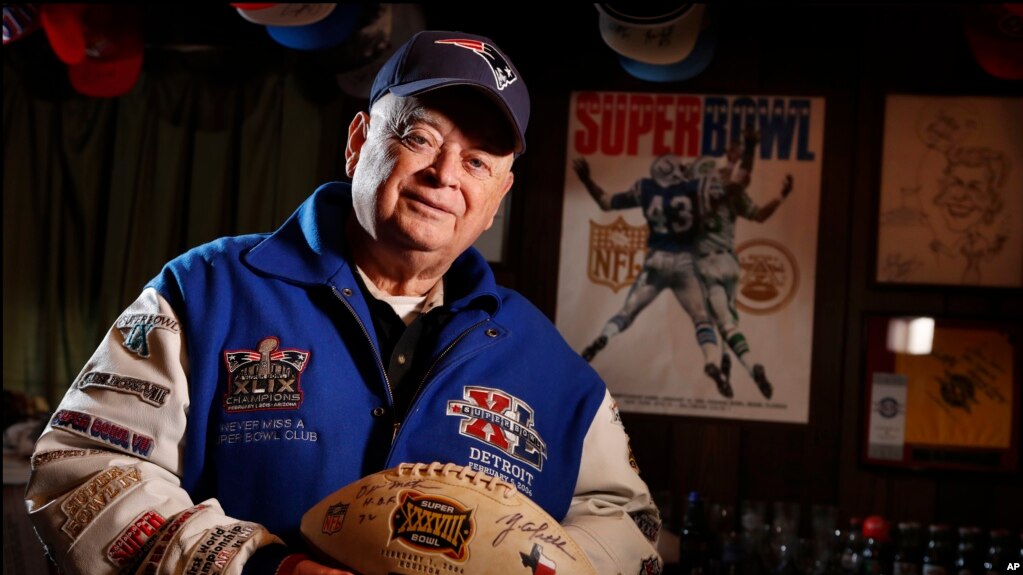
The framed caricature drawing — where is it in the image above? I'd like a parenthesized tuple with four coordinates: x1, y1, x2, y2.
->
(875, 95, 1023, 288)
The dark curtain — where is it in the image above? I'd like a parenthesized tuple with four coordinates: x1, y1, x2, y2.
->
(3, 35, 355, 405)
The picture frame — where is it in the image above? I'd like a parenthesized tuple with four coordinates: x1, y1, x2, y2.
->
(873, 94, 1023, 288)
(862, 315, 1020, 473)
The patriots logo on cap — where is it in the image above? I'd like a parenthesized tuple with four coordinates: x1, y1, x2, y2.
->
(435, 38, 517, 90)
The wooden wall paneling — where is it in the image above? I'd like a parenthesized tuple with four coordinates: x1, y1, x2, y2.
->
(886, 472, 940, 526)
(672, 418, 742, 516)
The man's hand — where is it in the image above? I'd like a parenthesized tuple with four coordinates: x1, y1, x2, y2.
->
(781, 174, 794, 198)
(743, 127, 761, 146)
(294, 559, 356, 575)
(572, 158, 592, 183)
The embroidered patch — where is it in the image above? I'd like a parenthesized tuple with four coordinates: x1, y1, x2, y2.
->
(634, 511, 660, 543)
(129, 504, 210, 574)
(223, 337, 310, 413)
(50, 409, 156, 458)
(116, 313, 180, 358)
(626, 435, 640, 474)
(60, 465, 143, 538)
(31, 448, 107, 469)
(184, 522, 258, 575)
(447, 386, 548, 471)
(609, 399, 624, 426)
(106, 510, 166, 567)
(640, 555, 663, 575)
(76, 371, 170, 406)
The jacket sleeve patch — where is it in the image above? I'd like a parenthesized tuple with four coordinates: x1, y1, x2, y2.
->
(60, 465, 143, 539)
(76, 371, 171, 406)
(50, 409, 156, 459)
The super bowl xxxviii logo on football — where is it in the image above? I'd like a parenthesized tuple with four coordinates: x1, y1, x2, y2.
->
(556, 92, 824, 424)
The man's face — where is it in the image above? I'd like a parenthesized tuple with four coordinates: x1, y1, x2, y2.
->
(934, 164, 994, 232)
(347, 90, 515, 262)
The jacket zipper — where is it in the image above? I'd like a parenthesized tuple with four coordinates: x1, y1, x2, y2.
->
(392, 317, 490, 441)
(331, 286, 400, 439)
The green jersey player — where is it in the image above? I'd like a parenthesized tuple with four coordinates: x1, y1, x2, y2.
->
(695, 130, 793, 399)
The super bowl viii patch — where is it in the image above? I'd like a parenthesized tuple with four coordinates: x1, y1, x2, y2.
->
(50, 409, 155, 458)
(116, 313, 180, 359)
(223, 337, 309, 413)
(76, 371, 170, 406)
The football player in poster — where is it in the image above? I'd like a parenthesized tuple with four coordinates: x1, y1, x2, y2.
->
(572, 155, 733, 398)
(694, 129, 794, 399)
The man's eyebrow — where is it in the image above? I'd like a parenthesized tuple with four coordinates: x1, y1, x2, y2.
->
(395, 106, 514, 157)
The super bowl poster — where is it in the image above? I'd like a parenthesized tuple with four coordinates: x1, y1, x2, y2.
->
(556, 91, 825, 423)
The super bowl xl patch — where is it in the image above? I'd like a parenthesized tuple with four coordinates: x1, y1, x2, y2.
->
(447, 386, 548, 471)
(223, 337, 309, 413)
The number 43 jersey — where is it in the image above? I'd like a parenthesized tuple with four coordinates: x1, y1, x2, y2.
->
(611, 176, 722, 253)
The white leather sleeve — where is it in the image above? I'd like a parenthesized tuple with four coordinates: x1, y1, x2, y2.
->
(563, 389, 663, 574)
(25, 288, 282, 574)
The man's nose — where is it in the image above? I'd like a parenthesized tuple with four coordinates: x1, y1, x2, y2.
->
(430, 147, 461, 188)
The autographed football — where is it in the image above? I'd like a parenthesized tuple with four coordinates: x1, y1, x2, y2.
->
(300, 462, 597, 575)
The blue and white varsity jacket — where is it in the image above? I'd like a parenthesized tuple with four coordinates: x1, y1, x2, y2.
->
(26, 183, 662, 575)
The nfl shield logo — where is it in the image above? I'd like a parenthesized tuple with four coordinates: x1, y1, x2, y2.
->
(588, 216, 648, 293)
(321, 502, 348, 535)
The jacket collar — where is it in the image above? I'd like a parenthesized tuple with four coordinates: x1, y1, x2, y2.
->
(243, 182, 502, 314)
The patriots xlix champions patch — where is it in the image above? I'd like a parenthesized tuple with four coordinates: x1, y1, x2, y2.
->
(223, 337, 309, 412)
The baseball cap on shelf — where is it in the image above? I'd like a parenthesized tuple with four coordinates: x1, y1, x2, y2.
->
(3, 3, 40, 45)
(596, 2, 718, 82)
(266, 3, 361, 51)
(39, 3, 86, 63)
(334, 4, 426, 99)
(233, 3, 334, 27)
(40, 3, 144, 98)
(962, 3, 1023, 81)
(370, 30, 530, 154)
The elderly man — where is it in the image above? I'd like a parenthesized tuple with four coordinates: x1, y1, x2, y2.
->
(26, 31, 661, 575)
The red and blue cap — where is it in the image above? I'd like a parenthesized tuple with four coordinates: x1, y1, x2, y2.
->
(369, 30, 530, 155)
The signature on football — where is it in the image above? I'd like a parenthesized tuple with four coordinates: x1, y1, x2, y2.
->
(355, 479, 428, 501)
(492, 513, 576, 560)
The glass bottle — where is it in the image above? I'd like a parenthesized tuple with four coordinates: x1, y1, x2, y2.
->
(922, 524, 954, 575)
(681, 491, 711, 575)
(710, 503, 741, 575)
(982, 529, 1010, 575)
(955, 527, 984, 575)
(861, 515, 892, 575)
(893, 522, 923, 575)
(841, 518, 864, 575)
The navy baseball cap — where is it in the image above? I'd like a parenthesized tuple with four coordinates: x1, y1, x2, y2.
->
(370, 30, 529, 155)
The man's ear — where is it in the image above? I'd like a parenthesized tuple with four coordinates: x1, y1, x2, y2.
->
(484, 172, 515, 230)
(345, 111, 371, 178)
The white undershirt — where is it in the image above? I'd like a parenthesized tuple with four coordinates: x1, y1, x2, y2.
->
(355, 266, 444, 326)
